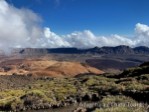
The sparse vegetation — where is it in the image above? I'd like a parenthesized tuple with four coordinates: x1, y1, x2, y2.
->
(0, 62, 149, 111)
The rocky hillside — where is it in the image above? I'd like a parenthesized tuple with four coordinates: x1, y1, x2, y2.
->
(0, 59, 104, 77)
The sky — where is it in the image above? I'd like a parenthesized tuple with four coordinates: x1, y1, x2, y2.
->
(0, 0, 149, 52)
(6, 0, 149, 35)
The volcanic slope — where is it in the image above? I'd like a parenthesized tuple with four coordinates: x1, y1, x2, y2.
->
(0, 59, 104, 77)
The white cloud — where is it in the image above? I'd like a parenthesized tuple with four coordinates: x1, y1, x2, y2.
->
(43, 27, 70, 47)
(135, 23, 149, 36)
(0, 0, 149, 54)
(134, 23, 149, 46)
(0, 0, 42, 49)
(64, 30, 98, 48)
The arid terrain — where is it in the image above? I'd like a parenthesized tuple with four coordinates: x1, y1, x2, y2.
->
(0, 47, 149, 112)
(0, 62, 149, 112)
(0, 58, 103, 77)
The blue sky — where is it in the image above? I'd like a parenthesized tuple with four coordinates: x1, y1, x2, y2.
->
(6, 0, 149, 35)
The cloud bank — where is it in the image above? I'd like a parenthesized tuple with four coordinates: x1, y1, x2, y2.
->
(0, 0, 149, 53)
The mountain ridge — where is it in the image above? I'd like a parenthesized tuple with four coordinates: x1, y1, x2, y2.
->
(17, 45, 149, 55)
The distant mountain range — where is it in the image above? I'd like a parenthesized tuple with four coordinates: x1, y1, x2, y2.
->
(18, 45, 149, 55)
